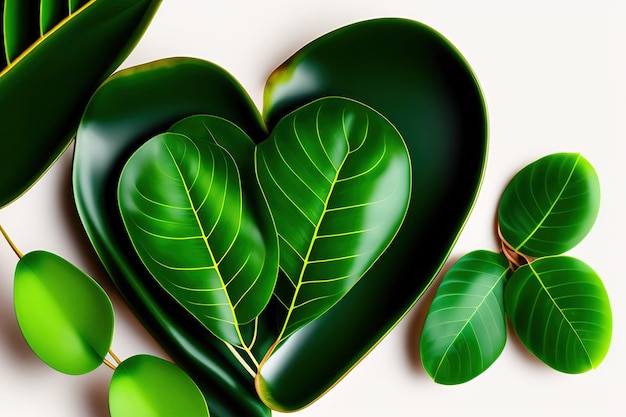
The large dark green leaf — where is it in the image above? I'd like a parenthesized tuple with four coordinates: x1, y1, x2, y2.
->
(110, 355, 210, 417)
(498, 153, 600, 257)
(505, 256, 612, 373)
(0, 0, 161, 208)
(73, 58, 271, 417)
(258, 18, 487, 410)
(118, 121, 278, 349)
(255, 97, 411, 346)
(420, 250, 509, 385)
(14, 251, 114, 375)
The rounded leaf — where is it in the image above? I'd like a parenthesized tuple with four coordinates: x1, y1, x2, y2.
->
(256, 96, 411, 344)
(420, 250, 509, 384)
(118, 122, 278, 347)
(14, 251, 114, 375)
(110, 355, 209, 417)
(498, 153, 600, 257)
(505, 256, 612, 373)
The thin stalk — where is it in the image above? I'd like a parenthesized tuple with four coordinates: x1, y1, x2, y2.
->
(103, 358, 117, 370)
(0, 224, 24, 259)
(109, 350, 122, 365)
(224, 342, 256, 378)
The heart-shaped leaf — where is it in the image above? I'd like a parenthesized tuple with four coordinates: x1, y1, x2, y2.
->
(256, 97, 411, 345)
(498, 153, 600, 257)
(420, 250, 509, 385)
(0, 0, 161, 207)
(109, 355, 209, 417)
(118, 118, 278, 349)
(258, 18, 487, 410)
(14, 251, 114, 375)
(505, 256, 612, 373)
(74, 18, 487, 414)
(74, 58, 271, 417)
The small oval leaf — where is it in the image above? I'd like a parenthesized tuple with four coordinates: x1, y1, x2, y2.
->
(109, 355, 209, 417)
(255, 96, 411, 344)
(118, 118, 278, 347)
(505, 256, 612, 373)
(14, 250, 114, 375)
(498, 153, 600, 257)
(420, 250, 509, 384)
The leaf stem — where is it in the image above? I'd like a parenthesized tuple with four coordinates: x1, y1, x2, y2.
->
(109, 350, 122, 365)
(103, 350, 122, 370)
(0, 224, 24, 259)
(497, 224, 533, 271)
(103, 358, 117, 371)
(224, 342, 256, 378)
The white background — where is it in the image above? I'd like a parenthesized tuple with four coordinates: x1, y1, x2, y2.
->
(0, 1, 623, 416)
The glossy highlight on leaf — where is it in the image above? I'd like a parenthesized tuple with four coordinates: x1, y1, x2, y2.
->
(505, 256, 612, 373)
(0, 0, 161, 208)
(420, 250, 509, 384)
(119, 124, 278, 348)
(109, 355, 209, 417)
(14, 251, 114, 375)
(256, 97, 411, 345)
(498, 153, 600, 257)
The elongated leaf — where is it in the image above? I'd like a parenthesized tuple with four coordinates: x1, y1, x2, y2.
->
(420, 250, 509, 384)
(69, 0, 89, 14)
(3, 0, 39, 63)
(0, 0, 161, 208)
(14, 251, 114, 375)
(256, 96, 411, 345)
(110, 355, 209, 417)
(118, 119, 278, 347)
(40, 0, 68, 34)
(498, 153, 600, 257)
(505, 256, 612, 373)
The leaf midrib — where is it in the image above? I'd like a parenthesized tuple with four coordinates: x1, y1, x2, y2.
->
(432, 267, 507, 381)
(515, 154, 580, 251)
(163, 140, 244, 345)
(528, 261, 593, 367)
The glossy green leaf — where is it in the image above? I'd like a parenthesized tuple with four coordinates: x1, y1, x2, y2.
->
(69, 0, 89, 14)
(118, 120, 278, 347)
(420, 250, 509, 385)
(258, 18, 486, 411)
(110, 355, 209, 417)
(0, 0, 161, 208)
(74, 58, 271, 417)
(505, 256, 612, 373)
(498, 153, 600, 257)
(256, 97, 411, 345)
(40, 0, 68, 34)
(3, 0, 39, 63)
(14, 251, 114, 375)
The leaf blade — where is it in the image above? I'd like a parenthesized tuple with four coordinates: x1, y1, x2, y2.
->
(420, 250, 509, 384)
(505, 256, 612, 373)
(0, 0, 161, 208)
(118, 120, 278, 347)
(109, 355, 209, 417)
(256, 97, 411, 344)
(14, 251, 114, 375)
(498, 153, 600, 257)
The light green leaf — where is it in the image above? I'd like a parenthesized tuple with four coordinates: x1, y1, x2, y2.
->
(420, 250, 509, 384)
(109, 355, 209, 417)
(118, 117, 278, 348)
(255, 96, 411, 345)
(14, 250, 114, 375)
(505, 256, 612, 373)
(498, 153, 600, 257)
(0, 0, 161, 208)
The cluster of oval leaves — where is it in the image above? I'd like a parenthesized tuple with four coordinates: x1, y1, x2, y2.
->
(420, 152, 612, 384)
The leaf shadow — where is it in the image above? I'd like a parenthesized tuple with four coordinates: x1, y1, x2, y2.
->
(0, 290, 42, 369)
(82, 371, 112, 417)
(404, 254, 461, 376)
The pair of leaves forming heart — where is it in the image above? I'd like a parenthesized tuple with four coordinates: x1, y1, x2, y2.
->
(420, 153, 612, 384)
(118, 97, 412, 376)
(73, 18, 488, 414)
(0, 0, 161, 208)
